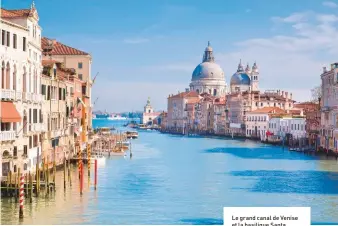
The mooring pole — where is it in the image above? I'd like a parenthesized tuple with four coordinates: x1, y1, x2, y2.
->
(94, 159, 97, 190)
(19, 173, 24, 219)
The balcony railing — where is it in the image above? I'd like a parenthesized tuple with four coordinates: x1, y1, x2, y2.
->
(1, 89, 15, 100)
(0, 131, 16, 141)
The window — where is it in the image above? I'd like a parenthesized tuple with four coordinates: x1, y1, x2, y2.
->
(82, 86, 86, 95)
(6, 31, 10, 47)
(13, 146, 17, 157)
(23, 37, 26, 51)
(33, 109, 37, 123)
(41, 84, 46, 95)
(13, 34, 17, 49)
(29, 109, 32, 123)
(261, 103, 263, 107)
(29, 136, 32, 148)
(59, 88, 62, 100)
(78, 74, 83, 80)
(47, 86, 50, 100)
(40, 110, 43, 123)
(63, 88, 66, 100)
(78, 62, 83, 69)
(1, 30, 5, 45)
(23, 145, 27, 155)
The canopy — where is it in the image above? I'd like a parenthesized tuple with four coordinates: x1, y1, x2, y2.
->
(0, 101, 21, 123)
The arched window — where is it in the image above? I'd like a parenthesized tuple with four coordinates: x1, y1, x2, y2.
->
(14, 165, 17, 173)
(24, 163, 27, 170)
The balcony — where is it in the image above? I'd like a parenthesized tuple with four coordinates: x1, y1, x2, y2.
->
(0, 131, 16, 141)
(23, 92, 33, 102)
(0, 89, 23, 101)
(22, 92, 43, 103)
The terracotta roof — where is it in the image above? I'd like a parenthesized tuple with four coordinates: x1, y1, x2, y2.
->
(42, 60, 60, 67)
(1, 8, 31, 18)
(249, 107, 285, 114)
(42, 37, 89, 55)
(169, 91, 199, 99)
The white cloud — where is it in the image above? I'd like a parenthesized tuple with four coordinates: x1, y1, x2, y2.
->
(271, 12, 311, 23)
(123, 38, 149, 44)
(323, 1, 338, 8)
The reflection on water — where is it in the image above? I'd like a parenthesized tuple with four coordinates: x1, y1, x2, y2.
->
(2, 120, 338, 224)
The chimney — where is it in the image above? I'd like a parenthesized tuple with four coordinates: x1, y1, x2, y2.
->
(285, 92, 289, 100)
(281, 91, 284, 97)
(323, 67, 327, 73)
(300, 109, 304, 116)
(290, 93, 292, 100)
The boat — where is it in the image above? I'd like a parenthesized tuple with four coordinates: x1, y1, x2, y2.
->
(108, 114, 127, 120)
(126, 131, 138, 139)
(116, 141, 130, 146)
(90, 154, 106, 166)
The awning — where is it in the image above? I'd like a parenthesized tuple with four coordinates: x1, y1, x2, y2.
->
(0, 101, 21, 123)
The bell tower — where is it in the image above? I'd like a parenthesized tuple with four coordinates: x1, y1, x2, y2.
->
(251, 61, 259, 91)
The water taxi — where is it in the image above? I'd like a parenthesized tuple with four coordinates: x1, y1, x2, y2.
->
(126, 131, 138, 139)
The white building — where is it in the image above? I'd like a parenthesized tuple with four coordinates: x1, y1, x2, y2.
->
(246, 107, 285, 140)
(268, 117, 306, 139)
(189, 42, 227, 97)
(0, 3, 44, 176)
(142, 97, 160, 126)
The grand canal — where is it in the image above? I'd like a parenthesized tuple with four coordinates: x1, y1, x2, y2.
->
(2, 119, 338, 225)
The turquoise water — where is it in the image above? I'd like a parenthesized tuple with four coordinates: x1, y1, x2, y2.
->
(2, 119, 338, 225)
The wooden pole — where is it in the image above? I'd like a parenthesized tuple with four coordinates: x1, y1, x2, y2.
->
(25, 173, 28, 198)
(80, 163, 83, 195)
(46, 156, 49, 194)
(14, 171, 17, 201)
(63, 157, 66, 190)
(94, 159, 97, 190)
(29, 171, 32, 203)
(19, 173, 24, 219)
(68, 159, 72, 187)
(9, 171, 12, 196)
(53, 147, 56, 191)
(6, 171, 10, 194)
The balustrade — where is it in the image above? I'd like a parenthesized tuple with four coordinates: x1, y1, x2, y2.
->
(0, 131, 16, 141)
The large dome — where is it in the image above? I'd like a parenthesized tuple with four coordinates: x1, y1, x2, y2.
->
(192, 62, 225, 81)
(230, 72, 251, 85)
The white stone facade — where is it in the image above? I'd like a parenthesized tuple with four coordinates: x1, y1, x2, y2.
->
(0, 4, 44, 176)
(268, 117, 306, 139)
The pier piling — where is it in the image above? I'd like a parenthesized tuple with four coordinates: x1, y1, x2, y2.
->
(19, 173, 24, 219)
(14, 172, 17, 201)
(53, 149, 56, 192)
(29, 172, 32, 203)
(80, 164, 83, 195)
(94, 159, 97, 190)
(25, 173, 28, 198)
(64, 157, 66, 190)
(68, 159, 72, 187)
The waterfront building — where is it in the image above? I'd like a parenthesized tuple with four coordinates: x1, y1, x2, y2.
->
(41, 37, 92, 153)
(320, 63, 338, 152)
(0, 3, 44, 176)
(268, 116, 306, 139)
(189, 42, 227, 97)
(212, 97, 226, 135)
(41, 37, 93, 136)
(142, 97, 161, 126)
(193, 94, 217, 134)
(246, 107, 285, 140)
(226, 90, 296, 135)
(40, 60, 76, 165)
(166, 90, 200, 133)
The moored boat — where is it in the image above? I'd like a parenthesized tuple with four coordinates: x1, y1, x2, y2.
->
(126, 131, 138, 139)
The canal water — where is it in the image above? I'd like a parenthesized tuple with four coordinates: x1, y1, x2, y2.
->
(2, 119, 338, 225)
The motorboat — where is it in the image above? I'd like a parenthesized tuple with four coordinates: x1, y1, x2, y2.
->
(126, 131, 138, 139)
(90, 154, 106, 166)
(117, 141, 131, 146)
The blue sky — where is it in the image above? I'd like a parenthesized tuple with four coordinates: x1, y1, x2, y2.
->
(3, 0, 338, 112)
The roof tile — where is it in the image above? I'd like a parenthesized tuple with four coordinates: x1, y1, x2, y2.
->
(42, 37, 89, 55)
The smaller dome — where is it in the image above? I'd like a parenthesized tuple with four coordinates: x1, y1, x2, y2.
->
(205, 46, 213, 52)
(230, 73, 251, 86)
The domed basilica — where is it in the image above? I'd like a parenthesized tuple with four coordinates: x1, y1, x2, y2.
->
(189, 42, 227, 97)
(230, 60, 259, 93)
